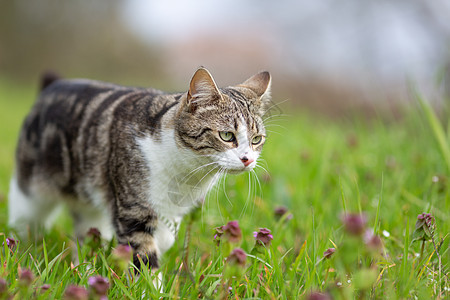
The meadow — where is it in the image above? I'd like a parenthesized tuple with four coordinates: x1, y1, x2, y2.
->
(0, 78, 449, 299)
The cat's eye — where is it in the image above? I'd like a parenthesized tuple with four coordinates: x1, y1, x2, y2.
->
(219, 131, 235, 142)
(252, 135, 263, 145)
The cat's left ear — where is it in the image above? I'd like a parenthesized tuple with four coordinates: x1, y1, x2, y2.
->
(239, 71, 272, 113)
(186, 67, 222, 112)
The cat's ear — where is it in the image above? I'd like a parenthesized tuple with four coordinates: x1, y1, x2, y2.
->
(187, 67, 221, 108)
(239, 71, 271, 98)
(239, 71, 272, 114)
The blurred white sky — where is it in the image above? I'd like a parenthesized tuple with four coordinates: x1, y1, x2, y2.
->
(122, 0, 450, 88)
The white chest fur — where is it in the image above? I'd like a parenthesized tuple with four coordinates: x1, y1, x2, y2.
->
(136, 129, 219, 254)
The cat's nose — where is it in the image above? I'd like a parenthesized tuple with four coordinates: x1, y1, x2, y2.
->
(240, 156, 254, 167)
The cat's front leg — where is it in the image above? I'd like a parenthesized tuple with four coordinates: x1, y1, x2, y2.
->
(114, 208, 160, 271)
(115, 212, 165, 292)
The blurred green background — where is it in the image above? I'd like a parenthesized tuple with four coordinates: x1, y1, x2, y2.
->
(2, 0, 450, 113)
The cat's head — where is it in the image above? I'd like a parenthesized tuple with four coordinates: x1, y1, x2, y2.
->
(175, 67, 272, 173)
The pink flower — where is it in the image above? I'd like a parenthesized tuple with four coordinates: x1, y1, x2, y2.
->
(222, 221, 242, 243)
(307, 291, 332, 300)
(113, 244, 132, 261)
(274, 206, 293, 220)
(0, 278, 7, 295)
(3, 237, 17, 250)
(341, 213, 367, 235)
(39, 284, 51, 292)
(412, 212, 436, 242)
(363, 230, 383, 250)
(323, 248, 335, 259)
(88, 276, 109, 296)
(87, 227, 101, 239)
(253, 228, 274, 247)
(86, 228, 102, 250)
(227, 248, 247, 267)
(64, 285, 88, 300)
(213, 226, 224, 245)
(417, 213, 434, 228)
(19, 268, 34, 286)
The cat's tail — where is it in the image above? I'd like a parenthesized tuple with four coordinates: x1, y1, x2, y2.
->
(40, 70, 61, 91)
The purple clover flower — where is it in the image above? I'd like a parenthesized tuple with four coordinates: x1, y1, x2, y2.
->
(86, 228, 102, 244)
(341, 213, 367, 235)
(222, 221, 242, 243)
(88, 276, 109, 297)
(307, 291, 332, 300)
(412, 212, 436, 242)
(253, 228, 273, 247)
(213, 225, 224, 245)
(0, 278, 7, 295)
(19, 268, 34, 286)
(323, 248, 336, 259)
(274, 206, 293, 220)
(227, 248, 247, 267)
(3, 237, 17, 250)
(64, 285, 89, 300)
(113, 244, 132, 261)
(86, 227, 102, 250)
(417, 213, 434, 228)
(363, 230, 383, 250)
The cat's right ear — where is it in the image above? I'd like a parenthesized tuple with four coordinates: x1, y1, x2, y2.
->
(186, 67, 221, 111)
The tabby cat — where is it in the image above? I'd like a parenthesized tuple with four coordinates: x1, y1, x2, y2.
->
(8, 67, 271, 274)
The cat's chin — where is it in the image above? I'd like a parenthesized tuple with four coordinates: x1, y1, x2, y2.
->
(225, 166, 253, 175)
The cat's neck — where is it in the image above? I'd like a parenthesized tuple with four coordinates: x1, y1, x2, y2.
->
(136, 128, 220, 219)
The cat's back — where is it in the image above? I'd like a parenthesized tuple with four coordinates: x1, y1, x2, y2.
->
(33, 78, 163, 116)
(22, 77, 171, 140)
(14, 77, 176, 195)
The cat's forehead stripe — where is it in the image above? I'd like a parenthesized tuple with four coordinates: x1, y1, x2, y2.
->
(222, 88, 257, 131)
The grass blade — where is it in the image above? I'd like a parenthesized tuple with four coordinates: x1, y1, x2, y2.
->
(373, 172, 383, 235)
(339, 176, 347, 214)
(414, 90, 450, 172)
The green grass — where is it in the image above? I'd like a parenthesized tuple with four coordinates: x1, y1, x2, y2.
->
(0, 79, 449, 299)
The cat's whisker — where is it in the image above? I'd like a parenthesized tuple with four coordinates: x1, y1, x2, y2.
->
(249, 170, 261, 216)
(251, 169, 263, 199)
(258, 156, 269, 168)
(265, 124, 287, 134)
(263, 98, 290, 117)
(215, 168, 227, 222)
(254, 164, 269, 174)
(265, 125, 287, 136)
(239, 172, 253, 219)
(179, 161, 218, 183)
(264, 123, 285, 130)
(194, 165, 220, 227)
(265, 123, 287, 129)
(265, 129, 283, 136)
(254, 160, 270, 175)
(249, 171, 256, 217)
(221, 169, 233, 207)
(263, 113, 289, 123)
(202, 167, 225, 227)
(191, 164, 220, 192)
(248, 171, 256, 217)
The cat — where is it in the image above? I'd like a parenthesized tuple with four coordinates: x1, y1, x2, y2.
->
(8, 67, 271, 274)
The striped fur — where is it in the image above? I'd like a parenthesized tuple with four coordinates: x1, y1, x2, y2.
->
(9, 67, 272, 274)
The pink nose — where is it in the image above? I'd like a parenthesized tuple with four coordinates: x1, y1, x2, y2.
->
(240, 156, 254, 167)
